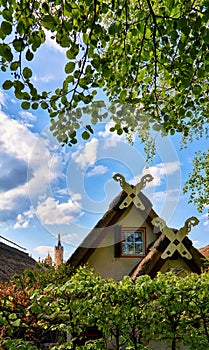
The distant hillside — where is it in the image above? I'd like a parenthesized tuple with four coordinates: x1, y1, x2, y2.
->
(199, 245, 209, 259)
(0, 242, 37, 283)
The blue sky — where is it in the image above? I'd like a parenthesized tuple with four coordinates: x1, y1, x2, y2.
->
(0, 32, 208, 262)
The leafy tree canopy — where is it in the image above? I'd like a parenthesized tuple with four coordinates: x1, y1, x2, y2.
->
(0, 0, 209, 210)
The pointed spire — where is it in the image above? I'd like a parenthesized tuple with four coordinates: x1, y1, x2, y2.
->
(54, 233, 64, 268)
(57, 233, 61, 249)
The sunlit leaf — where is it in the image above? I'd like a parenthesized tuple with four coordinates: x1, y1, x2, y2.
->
(23, 67, 32, 79)
(65, 61, 75, 74)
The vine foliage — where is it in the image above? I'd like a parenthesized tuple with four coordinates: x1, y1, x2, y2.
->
(1, 266, 209, 349)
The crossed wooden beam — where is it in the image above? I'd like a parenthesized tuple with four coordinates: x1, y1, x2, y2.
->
(113, 173, 154, 210)
(113, 173, 199, 260)
(152, 216, 199, 260)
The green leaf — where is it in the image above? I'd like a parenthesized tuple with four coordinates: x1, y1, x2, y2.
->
(23, 67, 32, 79)
(192, 84, 201, 95)
(102, 3, 109, 13)
(117, 128, 123, 135)
(32, 102, 39, 109)
(13, 80, 24, 90)
(83, 33, 89, 44)
(109, 22, 121, 35)
(21, 101, 30, 109)
(86, 125, 94, 134)
(2, 80, 13, 90)
(30, 31, 43, 51)
(137, 68, 146, 82)
(65, 61, 75, 74)
(70, 138, 77, 144)
(0, 44, 13, 62)
(41, 101, 49, 109)
(12, 319, 21, 327)
(16, 21, 25, 36)
(22, 92, 30, 100)
(42, 91, 48, 98)
(8, 313, 17, 320)
(13, 39, 24, 52)
(66, 49, 76, 59)
(66, 44, 79, 59)
(1, 21, 12, 35)
(2, 9, 12, 22)
(26, 50, 34, 61)
(41, 15, 57, 30)
(60, 35, 71, 47)
(82, 131, 90, 140)
(42, 2, 49, 13)
(10, 61, 20, 71)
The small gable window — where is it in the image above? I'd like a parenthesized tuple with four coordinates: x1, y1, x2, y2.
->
(114, 226, 146, 258)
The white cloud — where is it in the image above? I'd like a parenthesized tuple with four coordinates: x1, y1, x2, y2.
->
(149, 161, 180, 186)
(74, 138, 98, 169)
(35, 197, 83, 225)
(33, 74, 55, 83)
(56, 188, 70, 196)
(44, 30, 67, 53)
(70, 192, 82, 201)
(0, 90, 6, 109)
(98, 121, 115, 138)
(19, 111, 36, 121)
(201, 212, 209, 227)
(86, 165, 108, 177)
(13, 208, 35, 229)
(33, 245, 54, 256)
(152, 189, 181, 203)
(98, 121, 123, 148)
(13, 214, 29, 229)
(0, 111, 63, 223)
(62, 233, 78, 244)
(18, 111, 37, 128)
(192, 240, 202, 247)
(137, 161, 180, 187)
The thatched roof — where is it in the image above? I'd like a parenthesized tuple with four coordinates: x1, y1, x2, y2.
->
(130, 234, 206, 279)
(199, 244, 209, 258)
(0, 242, 37, 283)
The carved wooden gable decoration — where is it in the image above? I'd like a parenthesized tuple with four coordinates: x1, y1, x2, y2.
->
(152, 217, 199, 260)
(113, 173, 153, 210)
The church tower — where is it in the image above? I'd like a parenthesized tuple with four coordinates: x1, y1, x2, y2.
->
(45, 252, 52, 266)
(54, 233, 64, 268)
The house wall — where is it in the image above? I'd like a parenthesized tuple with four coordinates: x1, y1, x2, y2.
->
(159, 257, 192, 276)
(87, 207, 156, 279)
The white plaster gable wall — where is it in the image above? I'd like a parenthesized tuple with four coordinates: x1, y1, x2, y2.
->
(87, 206, 156, 279)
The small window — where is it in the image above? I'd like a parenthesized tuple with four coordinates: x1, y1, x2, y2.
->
(120, 227, 145, 257)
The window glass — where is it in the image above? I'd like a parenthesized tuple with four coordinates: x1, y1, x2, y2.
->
(121, 228, 145, 256)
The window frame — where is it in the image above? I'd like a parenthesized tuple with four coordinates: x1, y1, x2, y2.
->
(119, 226, 146, 258)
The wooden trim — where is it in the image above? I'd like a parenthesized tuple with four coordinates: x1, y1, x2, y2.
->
(114, 225, 121, 258)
